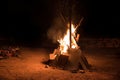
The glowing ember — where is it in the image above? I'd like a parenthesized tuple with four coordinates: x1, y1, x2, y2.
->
(58, 24, 78, 55)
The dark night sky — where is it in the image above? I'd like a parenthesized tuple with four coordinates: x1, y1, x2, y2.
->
(6, 0, 120, 44)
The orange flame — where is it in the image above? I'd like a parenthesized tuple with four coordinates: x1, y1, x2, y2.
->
(58, 24, 78, 55)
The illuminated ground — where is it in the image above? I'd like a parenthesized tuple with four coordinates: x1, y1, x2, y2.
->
(0, 48, 120, 80)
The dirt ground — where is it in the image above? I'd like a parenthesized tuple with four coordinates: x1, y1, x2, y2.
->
(0, 47, 120, 80)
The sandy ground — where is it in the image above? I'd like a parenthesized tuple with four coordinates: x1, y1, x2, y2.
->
(0, 48, 120, 80)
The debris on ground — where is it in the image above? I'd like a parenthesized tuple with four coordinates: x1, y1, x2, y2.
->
(0, 46, 21, 59)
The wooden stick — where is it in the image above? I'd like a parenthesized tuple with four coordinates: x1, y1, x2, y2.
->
(75, 17, 84, 31)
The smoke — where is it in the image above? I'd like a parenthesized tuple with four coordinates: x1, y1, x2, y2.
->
(47, 17, 67, 43)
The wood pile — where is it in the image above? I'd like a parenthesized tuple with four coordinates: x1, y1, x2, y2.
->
(48, 47, 90, 72)
(0, 46, 20, 59)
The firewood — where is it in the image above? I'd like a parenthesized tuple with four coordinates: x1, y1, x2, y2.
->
(68, 48, 89, 70)
(55, 55, 69, 68)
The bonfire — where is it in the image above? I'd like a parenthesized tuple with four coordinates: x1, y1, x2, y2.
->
(49, 19, 90, 72)
(46, 0, 90, 72)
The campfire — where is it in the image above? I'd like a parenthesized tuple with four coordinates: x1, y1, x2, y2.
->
(45, 0, 90, 72)
(48, 20, 90, 72)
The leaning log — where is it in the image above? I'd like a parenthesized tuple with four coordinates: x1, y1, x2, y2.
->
(68, 48, 89, 70)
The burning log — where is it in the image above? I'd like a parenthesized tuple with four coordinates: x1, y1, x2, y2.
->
(50, 48, 69, 68)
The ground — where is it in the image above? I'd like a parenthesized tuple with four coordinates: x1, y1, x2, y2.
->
(0, 47, 120, 80)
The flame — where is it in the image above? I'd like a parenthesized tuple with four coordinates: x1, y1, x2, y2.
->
(58, 24, 78, 55)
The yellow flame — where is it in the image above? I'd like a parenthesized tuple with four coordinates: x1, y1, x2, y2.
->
(58, 24, 78, 55)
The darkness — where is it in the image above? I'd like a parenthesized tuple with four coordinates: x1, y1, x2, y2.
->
(7, 0, 55, 45)
(6, 0, 120, 45)
(85, 0, 120, 37)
